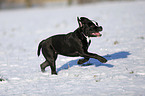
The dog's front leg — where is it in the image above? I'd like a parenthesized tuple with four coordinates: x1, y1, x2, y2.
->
(79, 51, 107, 63)
(77, 58, 90, 64)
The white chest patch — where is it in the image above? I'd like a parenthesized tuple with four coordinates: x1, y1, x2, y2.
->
(86, 36, 91, 44)
(82, 33, 91, 44)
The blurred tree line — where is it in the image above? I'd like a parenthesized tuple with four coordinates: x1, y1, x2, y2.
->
(0, 0, 134, 9)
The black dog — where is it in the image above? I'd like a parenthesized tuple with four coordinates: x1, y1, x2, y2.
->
(37, 17, 107, 75)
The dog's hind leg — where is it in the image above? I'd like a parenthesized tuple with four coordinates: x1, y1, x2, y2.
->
(42, 45, 58, 75)
(77, 58, 90, 64)
(40, 61, 49, 72)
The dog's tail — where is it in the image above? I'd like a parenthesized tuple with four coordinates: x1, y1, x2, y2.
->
(37, 40, 45, 57)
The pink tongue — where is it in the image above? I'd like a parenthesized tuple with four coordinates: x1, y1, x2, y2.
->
(92, 33, 101, 36)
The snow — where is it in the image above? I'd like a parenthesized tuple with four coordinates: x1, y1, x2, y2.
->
(0, 1, 145, 96)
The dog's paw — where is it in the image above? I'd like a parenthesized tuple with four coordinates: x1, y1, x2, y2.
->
(41, 69, 46, 72)
(98, 56, 107, 63)
(40, 64, 46, 72)
(51, 72, 57, 75)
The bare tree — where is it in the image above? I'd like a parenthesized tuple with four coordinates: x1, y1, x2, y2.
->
(0, 0, 4, 9)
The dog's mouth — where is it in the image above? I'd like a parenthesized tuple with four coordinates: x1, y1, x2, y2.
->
(91, 32, 102, 37)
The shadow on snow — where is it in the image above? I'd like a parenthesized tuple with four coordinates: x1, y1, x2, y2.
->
(57, 51, 131, 73)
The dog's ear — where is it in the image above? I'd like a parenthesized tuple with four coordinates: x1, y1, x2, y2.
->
(77, 17, 83, 27)
(95, 22, 98, 26)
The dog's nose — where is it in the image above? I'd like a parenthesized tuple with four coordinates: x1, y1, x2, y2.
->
(99, 26, 103, 31)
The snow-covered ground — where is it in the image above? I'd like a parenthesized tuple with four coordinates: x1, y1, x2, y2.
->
(0, 1, 145, 96)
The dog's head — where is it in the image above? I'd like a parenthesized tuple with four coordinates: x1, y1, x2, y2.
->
(77, 17, 103, 37)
